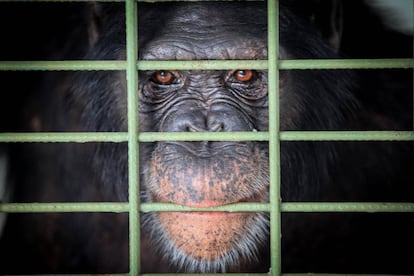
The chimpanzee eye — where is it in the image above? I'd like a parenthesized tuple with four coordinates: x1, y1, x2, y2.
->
(233, 70, 255, 82)
(152, 70, 176, 85)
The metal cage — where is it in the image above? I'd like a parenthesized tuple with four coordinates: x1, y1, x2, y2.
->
(0, 0, 413, 275)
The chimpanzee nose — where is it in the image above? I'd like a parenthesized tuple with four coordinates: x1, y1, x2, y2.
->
(166, 111, 224, 132)
(205, 104, 250, 132)
(204, 112, 226, 132)
(162, 104, 250, 132)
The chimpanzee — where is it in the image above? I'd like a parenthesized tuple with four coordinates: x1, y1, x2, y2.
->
(0, 0, 413, 274)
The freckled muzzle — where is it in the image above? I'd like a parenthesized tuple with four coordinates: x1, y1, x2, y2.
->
(146, 142, 269, 262)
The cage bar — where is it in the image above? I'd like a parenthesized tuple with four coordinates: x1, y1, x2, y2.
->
(2, 59, 414, 71)
(125, 0, 141, 274)
(267, 0, 281, 275)
(0, 131, 414, 143)
(1, 201, 414, 214)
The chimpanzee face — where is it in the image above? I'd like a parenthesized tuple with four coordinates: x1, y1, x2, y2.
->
(134, 1, 357, 272)
(137, 2, 271, 272)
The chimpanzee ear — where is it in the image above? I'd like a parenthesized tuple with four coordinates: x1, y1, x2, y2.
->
(311, 0, 343, 51)
(86, 3, 103, 49)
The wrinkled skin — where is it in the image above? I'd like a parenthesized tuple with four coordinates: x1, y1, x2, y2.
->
(137, 5, 271, 270)
(0, 1, 413, 274)
(135, 3, 357, 271)
(118, 2, 356, 272)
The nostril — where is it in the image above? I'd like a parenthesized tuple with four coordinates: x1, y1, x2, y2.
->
(162, 111, 209, 132)
(209, 122, 224, 132)
(187, 125, 205, 132)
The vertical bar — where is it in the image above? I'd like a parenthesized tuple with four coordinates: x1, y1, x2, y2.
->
(126, 0, 140, 275)
(267, 0, 281, 275)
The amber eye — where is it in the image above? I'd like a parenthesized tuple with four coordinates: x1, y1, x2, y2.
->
(234, 70, 254, 82)
(153, 70, 175, 85)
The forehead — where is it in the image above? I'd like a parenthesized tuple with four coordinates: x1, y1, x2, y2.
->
(138, 2, 268, 60)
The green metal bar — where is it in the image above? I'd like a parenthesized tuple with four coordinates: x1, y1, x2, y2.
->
(0, 60, 126, 71)
(280, 131, 414, 141)
(138, 60, 268, 70)
(15, 274, 128, 276)
(139, 131, 269, 141)
(282, 202, 414, 213)
(0, 60, 268, 71)
(0, 0, 253, 2)
(125, 0, 140, 275)
(1, 59, 414, 71)
(141, 202, 414, 213)
(279, 58, 414, 70)
(268, 0, 281, 275)
(8, 274, 404, 276)
(140, 131, 414, 142)
(283, 274, 410, 276)
(141, 274, 267, 276)
(0, 132, 128, 143)
(140, 59, 414, 70)
(140, 202, 270, 212)
(0, 131, 413, 143)
(0, 0, 124, 2)
(2, 273, 403, 276)
(2, 202, 413, 213)
(0, 202, 129, 213)
(140, 274, 407, 276)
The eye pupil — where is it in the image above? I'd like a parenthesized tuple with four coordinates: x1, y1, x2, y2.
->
(235, 70, 254, 82)
(154, 70, 174, 84)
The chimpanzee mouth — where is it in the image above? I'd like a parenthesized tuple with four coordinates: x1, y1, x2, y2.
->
(150, 186, 268, 206)
(143, 139, 269, 272)
(159, 141, 256, 158)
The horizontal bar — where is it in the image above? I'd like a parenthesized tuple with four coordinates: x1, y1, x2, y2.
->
(140, 202, 270, 212)
(279, 58, 414, 69)
(0, 132, 128, 143)
(0, 273, 401, 276)
(283, 274, 409, 276)
(0, 131, 413, 143)
(141, 202, 414, 213)
(282, 202, 414, 213)
(0, 202, 129, 213)
(141, 274, 267, 276)
(0, 60, 126, 71)
(0, 60, 267, 71)
(19, 274, 128, 276)
(0, 0, 124, 2)
(139, 131, 269, 141)
(280, 131, 414, 141)
(0, 0, 245, 2)
(0, 202, 265, 214)
(1, 202, 413, 213)
(138, 60, 268, 70)
(140, 59, 414, 70)
(1, 59, 414, 71)
(0, 131, 267, 143)
(141, 274, 406, 276)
